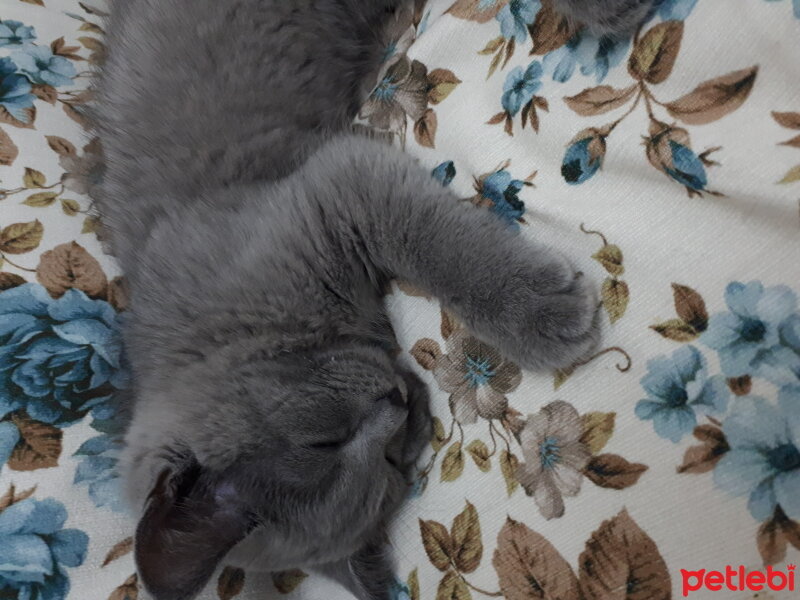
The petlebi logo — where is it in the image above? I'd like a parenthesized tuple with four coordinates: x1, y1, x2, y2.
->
(681, 564, 796, 596)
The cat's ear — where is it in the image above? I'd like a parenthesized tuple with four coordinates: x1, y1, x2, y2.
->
(134, 458, 254, 600)
(317, 538, 394, 600)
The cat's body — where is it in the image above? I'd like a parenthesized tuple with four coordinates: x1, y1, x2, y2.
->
(93, 1, 651, 599)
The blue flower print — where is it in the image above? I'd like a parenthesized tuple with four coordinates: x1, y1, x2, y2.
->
(0, 20, 36, 47)
(714, 388, 800, 521)
(656, 0, 699, 20)
(753, 312, 800, 386)
(501, 61, 542, 115)
(0, 284, 127, 432)
(480, 170, 526, 228)
(562, 130, 606, 185)
(664, 141, 707, 191)
(543, 33, 630, 83)
(0, 493, 88, 600)
(12, 46, 77, 87)
(389, 578, 412, 600)
(636, 345, 729, 443)
(431, 161, 456, 187)
(0, 57, 36, 122)
(701, 281, 798, 379)
(497, 0, 540, 42)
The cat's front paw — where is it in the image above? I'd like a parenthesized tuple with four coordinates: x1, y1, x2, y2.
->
(464, 257, 600, 372)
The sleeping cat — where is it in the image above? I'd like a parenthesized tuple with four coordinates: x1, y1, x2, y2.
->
(92, 0, 654, 599)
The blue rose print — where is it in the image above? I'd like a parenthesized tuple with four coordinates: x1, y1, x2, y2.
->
(501, 61, 542, 115)
(663, 141, 707, 191)
(431, 161, 456, 187)
(497, 0, 540, 42)
(0, 283, 126, 427)
(701, 281, 798, 379)
(12, 46, 76, 87)
(636, 345, 729, 443)
(0, 20, 36, 47)
(0, 494, 88, 600)
(480, 170, 526, 228)
(0, 57, 36, 122)
(72, 401, 127, 512)
(714, 387, 800, 521)
(562, 130, 606, 185)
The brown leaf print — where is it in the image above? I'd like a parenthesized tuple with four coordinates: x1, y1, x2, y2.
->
(108, 574, 138, 600)
(0, 127, 19, 166)
(577, 509, 670, 600)
(63, 102, 89, 128)
(61, 199, 81, 216)
(46, 135, 78, 157)
(493, 517, 580, 600)
(779, 133, 800, 148)
(650, 319, 698, 342)
(0, 106, 36, 129)
(217, 566, 245, 599)
(428, 69, 462, 105)
(628, 21, 683, 84)
(672, 283, 708, 332)
(0, 220, 44, 254)
(778, 164, 800, 184)
(23, 192, 58, 207)
(432, 417, 448, 452)
(584, 454, 648, 489)
(466, 440, 491, 472)
(580, 412, 616, 455)
(0, 272, 26, 290)
(7, 413, 62, 471)
(665, 66, 758, 125)
(420, 518, 455, 571)
(0, 484, 36, 512)
(441, 441, 465, 482)
(592, 245, 624, 277)
(529, 0, 578, 55)
(415, 108, 438, 148)
(436, 570, 472, 600)
(448, 0, 508, 23)
(451, 501, 483, 573)
(102, 537, 133, 567)
(677, 424, 729, 474)
(727, 375, 752, 396)
(601, 278, 629, 324)
(411, 338, 441, 371)
(564, 84, 638, 117)
(408, 569, 420, 600)
(271, 569, 307, 594)
(758, 515, 788, 566)
(23, 167, 47, 188)
(31, 84, 57, 104)
(500, 450, 520, 496)
(441, 308, 460, 339)
(36, 241, 108, 299)
(772, 111, 800, 129)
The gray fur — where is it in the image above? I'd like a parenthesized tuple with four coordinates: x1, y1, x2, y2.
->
(89, 1, 631, 599)
(552, 0, 658, 36)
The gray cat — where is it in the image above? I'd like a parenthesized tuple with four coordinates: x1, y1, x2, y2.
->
(92, 1, 652, 599)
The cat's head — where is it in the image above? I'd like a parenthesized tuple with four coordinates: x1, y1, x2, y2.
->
(123, 342, 413, 600)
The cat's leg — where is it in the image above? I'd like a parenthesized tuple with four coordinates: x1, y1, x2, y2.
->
(296, 135, 600, 371)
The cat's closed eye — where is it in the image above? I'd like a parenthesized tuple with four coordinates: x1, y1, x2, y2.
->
(308, 434, 351, 451)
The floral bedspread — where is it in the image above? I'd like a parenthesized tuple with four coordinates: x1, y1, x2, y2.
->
(1, 0, 799, 598)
